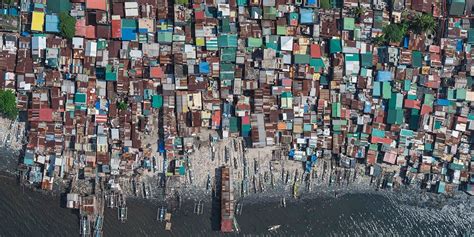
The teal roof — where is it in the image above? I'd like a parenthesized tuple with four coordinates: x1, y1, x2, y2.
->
(361, 53, 373, 67)
(294, 54, 311, 64)
(329, 39, 342, 53)
(47, 0, 71, 13)
(152, 95, 163, 108)
(218, 34, 238, 47)
(412, 51, 422, 67)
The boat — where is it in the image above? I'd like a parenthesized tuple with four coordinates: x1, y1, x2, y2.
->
(268, 225, 281, 231)
(206, 172, 211, 191)
(281, 197, 286, 207)
(118, 207, 127, 222)
(220, 166, 234, 233)
(157, 206, 166, 221)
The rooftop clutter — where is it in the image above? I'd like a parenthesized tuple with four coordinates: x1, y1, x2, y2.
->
(0, 0, 472, 196)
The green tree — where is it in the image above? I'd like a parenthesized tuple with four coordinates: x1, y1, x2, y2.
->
(0, 90, 18, 119)
(117, 101, 127, 111)
(373, 35, 385, 46)
(353, 6, 365, 18)
(59, 12, 76, 39)
(320, 0, 331, 9)
(382, 23, 406, 44)
(410, 14, 436, 34)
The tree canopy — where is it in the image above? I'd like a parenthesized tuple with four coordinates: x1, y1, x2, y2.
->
(382, 23, 407, 44)
(410, 14, 436, 34)
(117, 101, 128, 111)
(59, 12, 76, 39)
(0, 90, 18, 119)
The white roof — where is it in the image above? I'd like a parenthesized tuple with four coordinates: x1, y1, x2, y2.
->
(280, 36, 293, 51)
(85, 41, 97, 57)
(72, 37, 84, 49)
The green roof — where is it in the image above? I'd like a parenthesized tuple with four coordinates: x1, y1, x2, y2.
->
(423, 94, 435, 106)
(382, 82, 391, 99)
(263, 6, 277, 20)
(332, 102, 341, 118)
(248, 37, 263, 47)
(456, 88, 466, 100)
(157, 31, 173, 43)
(294, 54, 311, 64)
(329, 39, 342, 53)
(343, 18, 355, 30)
(152, 95, 163, 108)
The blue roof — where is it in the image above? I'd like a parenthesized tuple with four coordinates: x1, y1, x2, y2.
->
(45, 15, 59, 33)
(31, 36, 41, 50)
(436, 99, 450, 106)
(364, 101, 371, 113)
(300, 9, 314, 24)
(121, 28, 137, 41)
(456, 40, 463, 52)
(199, 61, 210, 74)
(376, 71, 392, 82)
(403, 37, 409, 48)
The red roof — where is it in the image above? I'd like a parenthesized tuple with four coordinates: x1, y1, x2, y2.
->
(39, 108, 53, 122)
(404, 99, 421, 109)
(371, 136, 392, 145)
(195, 11, 204, 20)
(311, 44, 321, 58)
(75, 18, 86, 37)
(420, 104, 432, 115)
(221, 219, 233, 232)
(111, 18, 121, 38)
(242, 115, 250, 124)
(150, 66, 164, 78)
(85, 25, 96, 39)
(86, 0, 107, 11)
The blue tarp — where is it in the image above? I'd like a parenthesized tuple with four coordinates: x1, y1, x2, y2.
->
(45, 15, 59, 33)
(199, 61, 210, 74)
(288, 149, 295, 159)
(436, 99, 450, 106)
(364, 101, 371, 113)
(376, 71, 392, 82)
(121, 28, 137, 41)
(300, 9, 314, 24)
(456, 40, 463, 52)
